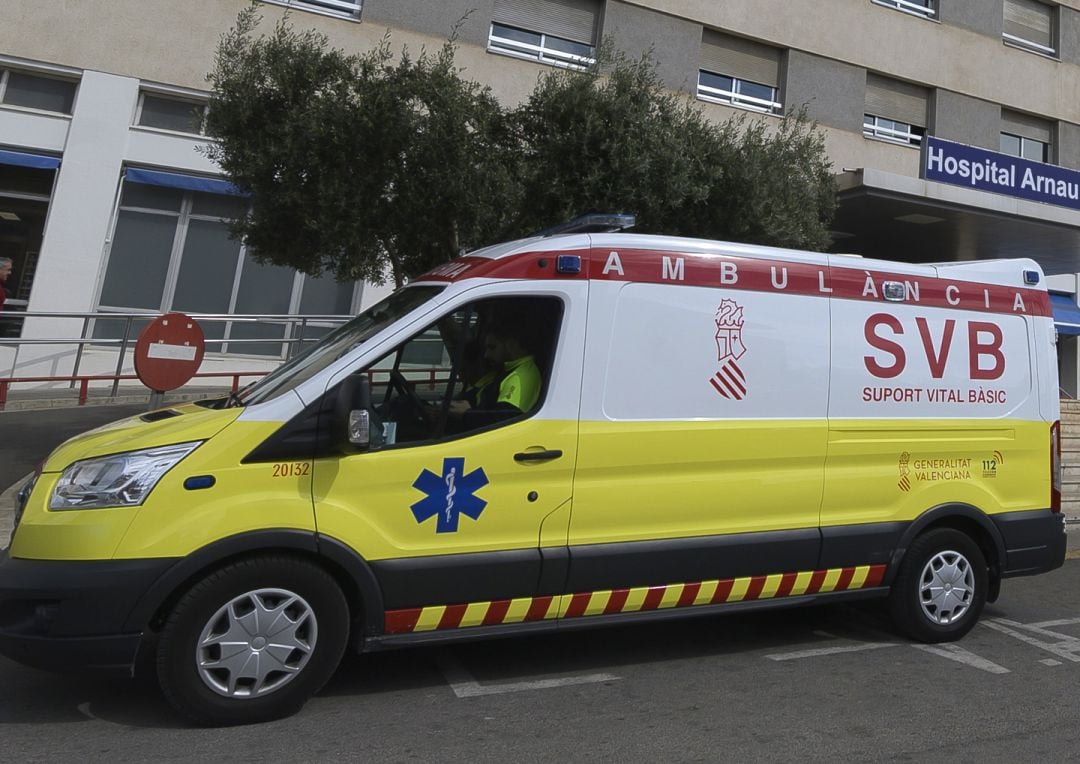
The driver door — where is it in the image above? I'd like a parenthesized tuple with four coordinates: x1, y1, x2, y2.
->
(312, 285, 586, 617)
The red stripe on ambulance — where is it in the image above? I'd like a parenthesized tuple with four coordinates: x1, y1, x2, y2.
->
(381, 565, 890, 634)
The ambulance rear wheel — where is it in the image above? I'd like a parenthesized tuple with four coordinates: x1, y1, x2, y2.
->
(889, 528, 987, 643)
(156, 556, 349, 726)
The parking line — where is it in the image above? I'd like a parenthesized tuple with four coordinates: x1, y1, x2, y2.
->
(436, 652, 619, 698)
(910, 643, 1010, 674)
(982, 618, 1080, 663)
(766, 642, 899, 661)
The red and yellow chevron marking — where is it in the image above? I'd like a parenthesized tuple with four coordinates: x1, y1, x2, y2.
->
(383, 564, 886, 635)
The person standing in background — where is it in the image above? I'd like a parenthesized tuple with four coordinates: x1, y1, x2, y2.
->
(0, 257, 12, 312)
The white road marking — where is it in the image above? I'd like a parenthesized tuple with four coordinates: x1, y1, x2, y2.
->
(436, 652, 618, 698)
(981, 618, 1080, 663)
(910, 644, 1010, 674)
(766, 642, 899, 661)
(1029, 618, 1080, 629)
(1041, 659, 1063, 666)
(77, 702, 97, 720)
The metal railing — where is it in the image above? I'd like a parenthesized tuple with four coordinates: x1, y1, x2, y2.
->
(0, 310, 353, 401)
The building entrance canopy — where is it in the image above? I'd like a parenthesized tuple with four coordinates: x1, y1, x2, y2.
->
(833, 167, 1080, 276)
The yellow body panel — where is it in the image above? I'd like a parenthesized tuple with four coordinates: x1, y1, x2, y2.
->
(12, 402, 1050, 565)
(821, 418, 1050, 528)
(313, 419, 577, 561)
(11, 407, 316, 561)
(569, 419, 828, 545)
(42, 402, 239, 473)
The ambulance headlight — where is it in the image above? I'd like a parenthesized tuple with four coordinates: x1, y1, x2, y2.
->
(50, 442, 202, 510)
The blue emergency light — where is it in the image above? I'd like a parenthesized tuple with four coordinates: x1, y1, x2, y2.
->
(556, 255, 582, 274)
(1023, 270, 1040, 285)
(183, 475, 216, 491)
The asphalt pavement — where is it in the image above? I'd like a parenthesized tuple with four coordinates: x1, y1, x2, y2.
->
(0, 404, 147, 488)
(3, 406, 1080, 761)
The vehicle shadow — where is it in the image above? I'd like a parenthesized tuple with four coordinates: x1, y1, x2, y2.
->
(0, 601, 899, 729)
(320, 600, 899, 697)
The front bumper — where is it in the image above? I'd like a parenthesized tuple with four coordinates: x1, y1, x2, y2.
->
(0, 550, 174, 672)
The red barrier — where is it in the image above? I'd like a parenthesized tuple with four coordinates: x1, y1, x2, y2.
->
(0, 371, 267, 411)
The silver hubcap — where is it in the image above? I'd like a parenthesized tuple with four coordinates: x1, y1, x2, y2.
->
(196, 588, 318, 699)
(918, 550, 974, 625)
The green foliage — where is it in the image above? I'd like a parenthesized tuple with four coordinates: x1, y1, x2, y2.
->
(205, 5, 517, 286)
(509, 49, 716, 237)
(206, 8, 836, 286)
(510, 48, 836, 250)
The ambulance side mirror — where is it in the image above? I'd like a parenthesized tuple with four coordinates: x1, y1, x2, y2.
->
(334, 372, 375, 451)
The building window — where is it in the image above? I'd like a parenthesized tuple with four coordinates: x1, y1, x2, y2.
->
(1001, 110, 1053, 163)
(135, 92, 209, 135)
(871, 0, 935, 19)
(1003, 0, 1056, 56)
(488, 0, 600, 69)
(96, 174, 358, 357)
(261, 0, 361, 19)
(697, 31, 782, 114)
(0, 68, 77, 115)
(864, 74, 928, 146)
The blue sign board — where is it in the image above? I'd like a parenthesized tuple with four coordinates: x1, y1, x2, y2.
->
(923, 136, 1080, 211)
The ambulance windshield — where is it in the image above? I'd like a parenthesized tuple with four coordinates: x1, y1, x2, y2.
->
(237, 285, 445, 406)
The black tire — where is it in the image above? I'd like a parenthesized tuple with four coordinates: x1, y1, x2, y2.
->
(156, 556, 350, 726)
(889, 528, 988, 643)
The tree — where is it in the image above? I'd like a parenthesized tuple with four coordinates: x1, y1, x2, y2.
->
(206, 10, 836, 288)
(205, 5, 518, 287)
(509, 49, 836, 250)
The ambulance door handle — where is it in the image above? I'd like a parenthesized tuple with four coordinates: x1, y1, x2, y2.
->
(514, 449, 563, 463)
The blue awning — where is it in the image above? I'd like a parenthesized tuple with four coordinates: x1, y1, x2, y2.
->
(124, 167, 244, 196)
(1051, 293, 1080, 336)
(0, 149, 60, 170)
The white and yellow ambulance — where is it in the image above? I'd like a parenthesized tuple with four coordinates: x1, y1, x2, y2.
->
(0, 230, 1066, 725)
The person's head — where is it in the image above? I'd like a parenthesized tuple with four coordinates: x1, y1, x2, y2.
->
(0, 257, 11, 283)
(483, 325, 528, 365)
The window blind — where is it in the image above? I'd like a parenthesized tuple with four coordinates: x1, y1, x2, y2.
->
(492, 0, 601, 45)
(1004, 0, 1053, 48)
(865, 74, 927, 126)
(699, 30, 781, 87)
(1001, 109, 1053, 143)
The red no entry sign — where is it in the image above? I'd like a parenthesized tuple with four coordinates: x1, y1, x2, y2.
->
(134, 313, 206, 392)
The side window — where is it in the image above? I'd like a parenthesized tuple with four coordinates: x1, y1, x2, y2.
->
(365, 296, 562, 448)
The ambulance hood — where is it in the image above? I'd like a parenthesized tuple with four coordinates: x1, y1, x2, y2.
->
(42, 402, 242, 473)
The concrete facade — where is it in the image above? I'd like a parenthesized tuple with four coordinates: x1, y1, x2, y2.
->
(601, 0, 701, 92)
(932, 90, 1002, 150)
(783, 51, 866, 132)
(2, 0, 1080, 390)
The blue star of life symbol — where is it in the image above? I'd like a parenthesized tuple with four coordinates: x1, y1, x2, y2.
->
(410, 457, 489, 533)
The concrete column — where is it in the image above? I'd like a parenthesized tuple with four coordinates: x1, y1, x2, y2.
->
(362, 0, 495, 47)
(23, 71, 138, 343)
(938, 0, 1003, 38)
(783, 50, 864, 132)
(1057, 121, 1080, 170)
(1059, 7, 1080, 66)
(931, 91, 1001, 151)
(603, 0, 702, 93)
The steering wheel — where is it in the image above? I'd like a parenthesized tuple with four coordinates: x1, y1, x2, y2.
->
(389, 370, 431, 426)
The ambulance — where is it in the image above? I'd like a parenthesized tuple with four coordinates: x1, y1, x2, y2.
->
(0, 228, 1067, 725)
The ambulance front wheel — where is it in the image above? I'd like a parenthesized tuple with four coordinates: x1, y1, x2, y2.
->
(156, 555, 350, 726)
(888, 528, 988, 643)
